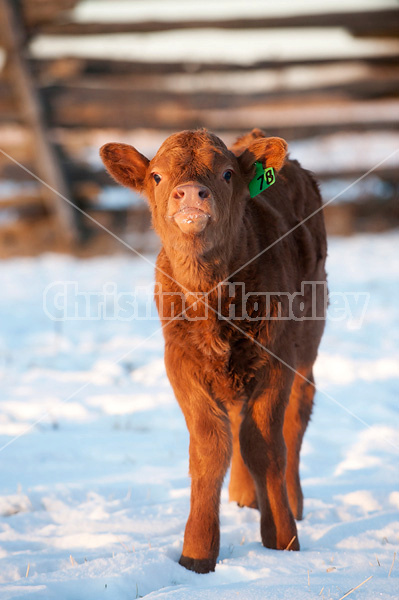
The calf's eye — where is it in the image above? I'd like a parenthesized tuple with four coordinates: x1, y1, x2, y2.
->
(223, 170, 233, 182)
(152, 173, 162, 185)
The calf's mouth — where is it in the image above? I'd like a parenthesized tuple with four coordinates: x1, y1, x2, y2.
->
(168, 183, 213, 234)
(172, 207, 211, 234)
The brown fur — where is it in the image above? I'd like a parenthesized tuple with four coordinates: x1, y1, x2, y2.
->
(100, 128, 327, 574)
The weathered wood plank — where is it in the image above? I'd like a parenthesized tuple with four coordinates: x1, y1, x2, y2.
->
(0, 192, 42, 209)
(31, 9, 399, 37)
(54, 120, 399, 141)
(30, 54, 399, 79)
(316, 165, 399, 182)
(0, 75, 19, 118)
(40, 72, 399, 105)
(44, 87, 399, 138)
(31, 62, 399, 95)
(0, 126, 33, 164)
(21, 0, 79, 28)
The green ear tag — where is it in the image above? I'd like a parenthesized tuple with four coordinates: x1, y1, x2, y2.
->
(248, 162, 275, 198)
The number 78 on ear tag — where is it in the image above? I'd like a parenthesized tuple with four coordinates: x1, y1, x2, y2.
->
(248, 162, 276, 198)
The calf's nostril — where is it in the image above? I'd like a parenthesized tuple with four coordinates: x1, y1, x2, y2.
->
(173, 187, 186, 200)
(198, 187, 210, 200)
(171, 184, 211, 204)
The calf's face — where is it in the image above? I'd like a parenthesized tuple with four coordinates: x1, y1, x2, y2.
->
(100, 129, 287, 253)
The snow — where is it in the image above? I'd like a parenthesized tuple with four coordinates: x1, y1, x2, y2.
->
(290, 132, 399, 176)
(0, 182, 38, 201)
(30, 28, 399, 64)
(105, 63, 382, 95)
(96, 187, 145, 210)
(0, 232, 398, 599)
(72, 0, 397, 23)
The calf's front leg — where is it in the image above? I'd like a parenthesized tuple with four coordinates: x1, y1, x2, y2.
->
(240, 375, 299, 551)
(165, 348, 232, 573)
(179, 407, 231, 573)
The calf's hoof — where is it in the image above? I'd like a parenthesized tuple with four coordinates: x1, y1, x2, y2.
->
(238, 496, 258, 510)
(262, 537, 300, 551)
(229, 487, 258, 510)
(261, 528, 300, 551)
(179, 554, 216, 574)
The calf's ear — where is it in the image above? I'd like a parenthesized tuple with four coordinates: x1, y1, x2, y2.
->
(238, 136, 287, 175)
(100, 143, 150, 190)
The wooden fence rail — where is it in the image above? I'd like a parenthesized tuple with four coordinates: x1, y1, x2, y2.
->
(24, 9, 399, 37)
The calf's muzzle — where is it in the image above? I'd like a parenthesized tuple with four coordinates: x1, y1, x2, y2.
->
(169, 183, 212, 234)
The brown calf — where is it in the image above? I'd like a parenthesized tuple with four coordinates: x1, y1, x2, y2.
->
(100, 128, 327, 574)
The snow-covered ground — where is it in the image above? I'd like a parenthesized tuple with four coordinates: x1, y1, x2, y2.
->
(0, 232, 398, 599)
(72, 0, 397, 24)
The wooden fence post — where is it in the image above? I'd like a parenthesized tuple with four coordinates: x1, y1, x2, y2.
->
(0, 0, 78, 244)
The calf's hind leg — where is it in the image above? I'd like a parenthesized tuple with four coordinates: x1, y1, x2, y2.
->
(283, 368, 315, 521)
(228, 403, 258, 509)
(240, 375, 299, 551)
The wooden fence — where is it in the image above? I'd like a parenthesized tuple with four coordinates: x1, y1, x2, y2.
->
(0, 0, 398, 255)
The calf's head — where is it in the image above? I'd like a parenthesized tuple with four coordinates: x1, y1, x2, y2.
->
(100, 129, 287, 255)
